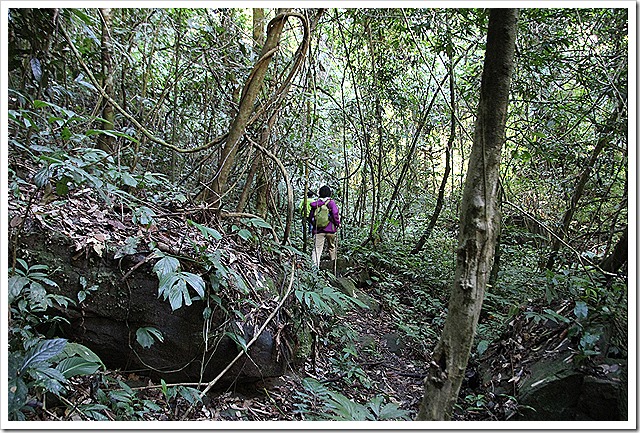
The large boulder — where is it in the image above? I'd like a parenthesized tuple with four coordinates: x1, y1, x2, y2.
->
(515, 357, 626, 420)
(14, 229, 289, 386)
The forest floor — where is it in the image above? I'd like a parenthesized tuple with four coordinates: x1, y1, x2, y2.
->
(180, 286, 429, 421)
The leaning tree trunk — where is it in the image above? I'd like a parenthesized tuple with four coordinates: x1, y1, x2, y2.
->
(411, 50, 456, 254)
(600, 225, 628, 275)
(416, 8, 518, 421)
(545, 109, 621, 270)
(210, 8, 290, 211)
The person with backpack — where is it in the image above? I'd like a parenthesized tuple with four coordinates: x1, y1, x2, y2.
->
(298, 189, 314, 235)
(308, 185, 340, 267)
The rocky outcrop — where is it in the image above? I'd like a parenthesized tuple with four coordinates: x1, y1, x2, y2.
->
(478, 302, 627, 421)
(14, 229, 289, 386)
(515, 357, 626, 421)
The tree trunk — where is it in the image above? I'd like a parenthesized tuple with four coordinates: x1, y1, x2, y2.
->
(600, 225, 627, 275)
(416, 8, 518, 421)
(251, 7, 269, 218)
(545, 112, 617, 270)
(411, 52, 456, 254)
(210, 8, 290, 211)
(98, 8, 115, 153)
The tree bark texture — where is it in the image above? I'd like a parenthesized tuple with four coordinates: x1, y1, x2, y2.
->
(417, 8, 518, 421)
(210, 9, 290, 210)
(600, 225, 628, 275)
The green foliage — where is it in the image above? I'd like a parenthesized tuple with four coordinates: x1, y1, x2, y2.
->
(188, 219, 223, 241)
(92, 378, 164, 420)
(8, 260, 105, 420)
(294, 268, 367, 315)
(293, 378, 410, 421)
(136, 327, 165, 349)
(152, 251, 205, 311)
(9, 260, 74, 338)
(77, 275, 98, 304)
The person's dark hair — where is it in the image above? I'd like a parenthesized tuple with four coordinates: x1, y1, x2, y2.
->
(318, 185, 332, 198)
(306, 190, 314, 198)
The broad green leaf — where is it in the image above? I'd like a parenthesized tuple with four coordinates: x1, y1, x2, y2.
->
(153, 256, 180, 278)
(69, 9, 95, 25)
(574, 301, 588, 320)
(542, 308, 570, 324)
(477, 340, 490, 356)
(182, 272, 205, 297)
(85, 129, 138, 143)
(143, 399, 163, 411)
(33, 100, 58, 110)
(28, 281, 48, 310)
(245, 217, 272, 229)
(168, 278, 189, 310)
(225, 331, 248, 352)
(188, 219, 222, 241)
(158, 274, 180, 299)
(56, 178, 70, 195)
(33, 165, 53, 188)
(21, 338, 67, 372)
(52, 342, 104, 368)
(16, 258, 29, 272)
(236, 228, 252, 241)
(8, 275, 29, 303)
(29, 144, 54, 153)
(56, 356, 101, 378)
(136, 327, 164, 349)
(379, 402, 411, 420)
(121, 172, 138, 188)
(177, 386, 201, 405)
(8, 377, 28, 416)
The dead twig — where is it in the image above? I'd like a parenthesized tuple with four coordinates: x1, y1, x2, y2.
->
(181, 258, 297, 419)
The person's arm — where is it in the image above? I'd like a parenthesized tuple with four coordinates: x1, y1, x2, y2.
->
(308, 203, 316, 224)
(330, 200, 340, 227)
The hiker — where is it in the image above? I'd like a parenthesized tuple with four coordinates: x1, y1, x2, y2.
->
(298, 189, 314, 235)
(309, 185, 340, 267)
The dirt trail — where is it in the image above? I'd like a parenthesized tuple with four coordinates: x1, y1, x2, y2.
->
(202, 285, 428, 420)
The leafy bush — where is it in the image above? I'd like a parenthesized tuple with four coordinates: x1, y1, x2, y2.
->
(294, 377, 410, 420)
(8, 260, 105, 420)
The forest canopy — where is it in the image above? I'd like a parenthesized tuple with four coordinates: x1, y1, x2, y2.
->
(4, 4, 631, 424)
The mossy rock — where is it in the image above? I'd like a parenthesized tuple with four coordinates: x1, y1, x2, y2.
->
(353, 287, 380, 313)
(335, 277, 356, 296)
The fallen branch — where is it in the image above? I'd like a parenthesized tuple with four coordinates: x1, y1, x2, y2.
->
(181, 258, 297, 420)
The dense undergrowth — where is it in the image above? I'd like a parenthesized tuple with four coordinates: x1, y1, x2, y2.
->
(7, 96, 627, 421)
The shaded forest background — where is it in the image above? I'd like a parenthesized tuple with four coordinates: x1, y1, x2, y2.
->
(6, 6, 630, 422)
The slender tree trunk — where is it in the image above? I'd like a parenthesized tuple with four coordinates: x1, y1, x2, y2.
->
(252, 8, 269, 218)
(545, 110, 620, 270)
(98, 8, 115, 152)
(600, 225, 627, 275)
(170, 10, 182, 182)
(367, 70, 450, 247)
(417, 8, 518, 421)
(411, 52, 457, 254)
(210, 8, 290, 211)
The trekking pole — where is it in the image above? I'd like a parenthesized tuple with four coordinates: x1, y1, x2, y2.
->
(334, 232, 338, 276)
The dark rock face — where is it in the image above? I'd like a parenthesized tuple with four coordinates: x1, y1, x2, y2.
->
(515, 357, 626, 421)
(16, 230, 287, 385)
